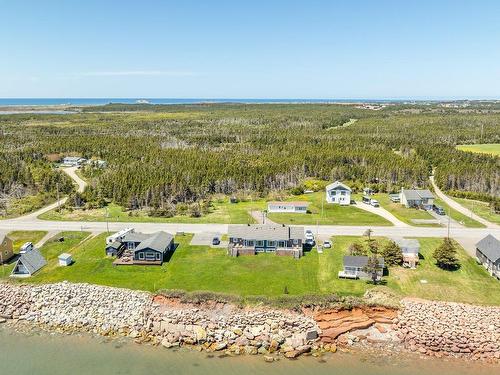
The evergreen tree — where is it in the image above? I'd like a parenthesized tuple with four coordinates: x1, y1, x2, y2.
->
(348, 242, 367, 256)
(381, 240, 403, 266)
(433, 238, 460, 270)
(363, 255, 383, 285)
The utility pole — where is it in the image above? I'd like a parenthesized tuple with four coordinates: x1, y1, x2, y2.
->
(105, 207, 110, 233)
(56, 182, 60, 211)
(447, 209, 451, 239)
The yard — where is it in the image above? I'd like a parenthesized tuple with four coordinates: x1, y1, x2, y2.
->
(368, 194, 440, 227)
(39, 199, 261, 224)
(432, 197, 485, 228)
(267, 192, 392, 226)
(456, 143, 500, 157)
(4, 231, 499, 305)
(453, 197, 500, 225)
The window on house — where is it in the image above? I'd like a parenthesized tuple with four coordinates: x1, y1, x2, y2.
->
(278, 241, 286, 247)
(256, 240, 264, 247)
(293, 239, 298, 245)
(156, 253, 161, 260)
(247, 240, 255, 246)
(341, 191, 346, 196)
(138, 252, 145, 260)
(268, 241, 276, 247)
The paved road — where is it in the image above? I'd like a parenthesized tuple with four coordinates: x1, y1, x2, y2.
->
(430, 176, 498, 229)
(354, 200, 409, 227)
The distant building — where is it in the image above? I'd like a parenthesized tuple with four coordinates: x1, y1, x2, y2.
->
(0, 234, 14, 264)
(106, 231, 175, 265)
(267, 201, 309, 214)
(399, 188, 435, 210)
(325, 181, 351, 205)
(228, 224, 304, 258)
(62, 156, 87, 167)
(88, 159, 107, 168)
(11, 247, 47, 277)
(393, 238, 420, 268)
(476, 234, 500, 279)
(58, 253, 73, 266)
(338, 256, 385, 280)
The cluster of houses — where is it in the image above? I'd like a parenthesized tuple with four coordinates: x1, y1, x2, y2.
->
(61, 156, 107, 168)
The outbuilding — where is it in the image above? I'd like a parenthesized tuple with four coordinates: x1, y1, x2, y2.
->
(393, 238, 420, 268)
(267, 201, 309, 214)
(11, 247, 47, 277)
(58, 253, 73, 266)
(476, 234, 500, 279)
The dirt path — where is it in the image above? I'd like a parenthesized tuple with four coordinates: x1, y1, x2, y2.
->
(430, 175, 498, 229)
(249, 210, 276, 224)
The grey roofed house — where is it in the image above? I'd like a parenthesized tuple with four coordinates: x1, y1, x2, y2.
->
(476, 234, 500, 262)
(476, 234, 500, 279)
(339, 255, 385, 280)
(11, 247, 47, 277)
(228, 224, 304, 242)
(400, 188, 435, 209)
(134, 231, 174, 254)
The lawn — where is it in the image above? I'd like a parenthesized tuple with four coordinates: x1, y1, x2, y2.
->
(453, 197, 500, 225)
(367, 194, 440, 227)
(39, 200, 261, 224)
(456, 143, 500, 157)
(267, 192, 392, 226)
(386, 238, 500, 305)
(432, 198, 485, 228)
(7, 231, 499, 305)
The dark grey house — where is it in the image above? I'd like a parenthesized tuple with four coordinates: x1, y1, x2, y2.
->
(476, 234, 500, 280)
(106, 231, 175, 265)
(339, 256, 385, 280)
(228, 224, 304, 258)
(11, 247, 47, 277)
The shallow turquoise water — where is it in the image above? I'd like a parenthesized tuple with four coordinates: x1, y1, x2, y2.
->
(0, 327, 497, 375)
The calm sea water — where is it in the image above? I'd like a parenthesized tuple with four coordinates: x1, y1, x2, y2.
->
(0, 327, 497, 375)
(0, 98, 400, 106)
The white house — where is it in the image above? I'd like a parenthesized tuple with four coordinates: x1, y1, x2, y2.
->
(325, 181, 351, 205)
(267, 201, 309, 214)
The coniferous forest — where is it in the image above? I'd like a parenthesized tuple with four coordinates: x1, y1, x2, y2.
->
(0, 103, 498, 215)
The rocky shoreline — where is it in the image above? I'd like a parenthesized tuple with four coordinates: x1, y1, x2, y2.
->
(1, 281, 499, 363)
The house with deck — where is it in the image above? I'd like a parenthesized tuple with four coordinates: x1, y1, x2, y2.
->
(11, 246, 47, 277)
(338, 256, 385, 280)
(476, 234, 500, 279)
(267, 201, 309, 214)
(325, 181, 352, 205)
(106, 231, 175, 265)
(393, 238, 420, 268)
(399, 188, 435, 210)
(228, 224, 304, 258)
(0, 234, 14, 265)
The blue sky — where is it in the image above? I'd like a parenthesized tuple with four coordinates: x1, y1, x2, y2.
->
(1, 0, 499, 99)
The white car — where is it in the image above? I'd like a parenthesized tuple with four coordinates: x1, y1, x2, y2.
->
(323, 240, 332, 249)
(370, 199, 380, 207)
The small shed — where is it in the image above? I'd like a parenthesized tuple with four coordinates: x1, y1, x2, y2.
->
(58, 253, 73, 266)
(393, 238, 420, 268)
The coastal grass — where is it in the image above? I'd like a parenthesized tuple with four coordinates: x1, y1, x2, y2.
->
(38, 200, 260, 224)
(8, 232, 500, 306)
(7, 231, 48, 250)
(267, 192, 392, 226)
(456, 143, 500, 156)
(453, 197, 500, 225)
(432, 198, 485, 228)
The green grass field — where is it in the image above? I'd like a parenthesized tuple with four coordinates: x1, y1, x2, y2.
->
(365, 194, 440, 227)
(5, 231, 499, 305)
(39, 192, 392, 226)
(39, 200, 260, 224)
(432, 198, 485, 228)
(267, 192, 392, 226)
(456, 143, 500, 156)
(453, 197, 500, 225)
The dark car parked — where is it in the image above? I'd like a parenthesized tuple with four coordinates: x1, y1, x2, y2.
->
(212, 236, 221, 245)
(433, 205, 445, 215)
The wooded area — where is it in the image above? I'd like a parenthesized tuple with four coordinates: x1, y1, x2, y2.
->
(0, 103, 498, 215)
